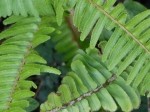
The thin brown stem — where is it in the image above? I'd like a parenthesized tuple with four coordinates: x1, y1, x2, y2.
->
(65, 12, 80, 48)
(46, 75, 116, 112)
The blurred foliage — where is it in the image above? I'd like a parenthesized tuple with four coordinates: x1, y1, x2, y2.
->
(124, 0, 147, 18)
(26, 98, 39, 112)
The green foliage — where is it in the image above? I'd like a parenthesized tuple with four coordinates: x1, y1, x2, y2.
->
(41, 49, 141, 112)
(25, 98, 39, 112)
(0, 0, 149, 112)
(0, 16, 60, 111)
(0, 0, 54, 17)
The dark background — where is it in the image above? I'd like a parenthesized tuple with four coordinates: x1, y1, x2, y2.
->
(136, 0, 150, 8)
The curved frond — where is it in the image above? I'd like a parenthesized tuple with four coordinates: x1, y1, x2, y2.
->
(40, 49, 140, 112)
(0, 16, 60, 111)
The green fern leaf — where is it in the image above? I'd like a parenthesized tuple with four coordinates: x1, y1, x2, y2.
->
(40, 49, 140, 112)
(0, 16, 60, 111)
(0, 0, 55, 18)
(73, 0, 127, 48)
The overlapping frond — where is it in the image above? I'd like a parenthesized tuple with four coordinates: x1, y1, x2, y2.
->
(0, 16, 60, 112)
(40, 49, 140, 112)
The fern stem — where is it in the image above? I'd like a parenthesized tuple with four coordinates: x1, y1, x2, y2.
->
(65, 14, 80, 48)
(47, 75, 116, 112)
(6, 43, 32, 110)
(87, 0, 150, 55)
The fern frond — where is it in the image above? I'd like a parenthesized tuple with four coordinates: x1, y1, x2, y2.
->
(0, 16, 60, 111)
(73, 0, 127, 48)
(0, 0, 54, 17)
(101, 10, 150, 94)
(90, 46, 150, 96)
(73, 0, 150, 56)
(40, 49, 140, 112)
(74, 0, 150, 54)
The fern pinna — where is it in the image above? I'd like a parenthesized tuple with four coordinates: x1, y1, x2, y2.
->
(0, 0, 150, 112)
